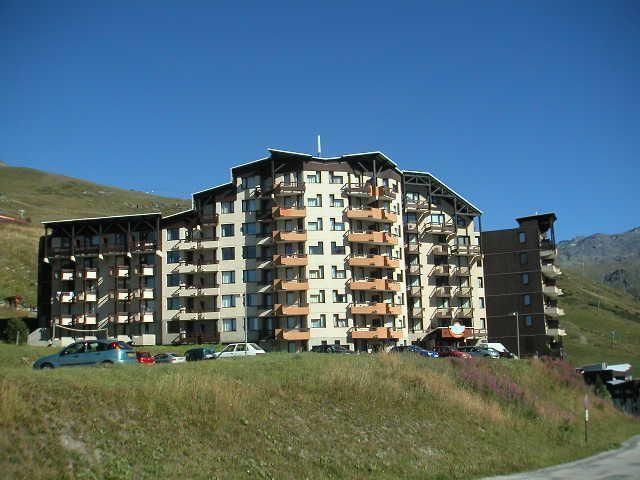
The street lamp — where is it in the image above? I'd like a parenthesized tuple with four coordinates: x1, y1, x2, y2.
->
(510, 311, 521, 358)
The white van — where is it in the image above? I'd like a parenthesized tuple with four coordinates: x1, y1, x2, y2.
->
(479, 341, 509, 354)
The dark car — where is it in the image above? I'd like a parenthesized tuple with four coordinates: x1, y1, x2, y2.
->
(311, 345, 354, 354)
(434, 346, 472, 359)
(457, 346, 501, 359)
(390, 345, 439, 358)
(185, 347, 216, 361)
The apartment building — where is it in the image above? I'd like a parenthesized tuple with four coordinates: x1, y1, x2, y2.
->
(37, 148, 487, 350)
(481, 213, 565, 357)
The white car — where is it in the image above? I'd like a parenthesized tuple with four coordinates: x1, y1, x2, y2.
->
(153, 352, 187, 364)
(213, 343, 266, 359)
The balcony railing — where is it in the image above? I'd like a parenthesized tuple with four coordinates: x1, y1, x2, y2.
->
(544, 305, 565, 317)
(346, 231, 399, 246)
(273, 304, 310, 316)
(273, 254, 308, 267)
(349, 302, 402, 316)
(79, 268, 98, 280)
(272, 206, 307, 218)
(455, 307, 474, 318)
(404, 199, 430, 211)
(348, 278, 401, 292)
(273, 181, 306, 196)
(433, 308, 454, 319)
(407, 286, 423, 297)
(76, 291, 97, 302)
(275, 328, 311, 341)
(452, 266, 471, 276)
(541, 264, 562, 278)
(133, 312, 155, 323)
(376, 186, 397, 200)
(349, 326, 403, 340)
(272, 230, 308, 243)
(346, 208, 397, 223)
(450, 245, 481, 256)
(74, 314, 97, 325)
(272, 279, 309, 291)
(57, 269, 75, 281)
(430, 244, 449, 256)
(423, 222, 456, 234)
(133, 288, 154, 300)
(134, 265, 155, 276)
(109, 289, 131, 301)
(348, 254, 400, 269)
(56, 291, 75, 303)
(131, 241, 157, 253)
(454, 287, 473, 297)
(433, 286, 453, 297)
(543, 285, 564, 298)
(431, 265, 450, 276)
(109, 266, 130, 278)
(344, 184, 375, 198)
(54, 315, 73, 326)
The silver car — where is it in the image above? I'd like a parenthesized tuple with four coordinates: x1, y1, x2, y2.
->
(213, 343, 266, 359)
(153, 352, 187, 364)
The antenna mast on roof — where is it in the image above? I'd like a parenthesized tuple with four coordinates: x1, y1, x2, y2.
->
(317, 135, 322, 157)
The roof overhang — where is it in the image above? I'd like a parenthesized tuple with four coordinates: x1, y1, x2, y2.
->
(402, 170, 482, 215)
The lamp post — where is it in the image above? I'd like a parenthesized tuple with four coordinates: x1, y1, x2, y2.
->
(510, 311, 521, 358)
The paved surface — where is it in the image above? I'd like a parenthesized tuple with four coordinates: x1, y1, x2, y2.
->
(486, 435, 640, 479)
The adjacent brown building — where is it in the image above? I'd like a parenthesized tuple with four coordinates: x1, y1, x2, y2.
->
(481, 213, 564, 357)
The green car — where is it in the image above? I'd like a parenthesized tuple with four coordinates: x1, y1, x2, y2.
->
(185, 347, 216, 361)
(33, 339, 138, 369)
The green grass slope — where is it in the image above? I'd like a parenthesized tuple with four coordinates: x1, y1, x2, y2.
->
(0, 164, 190, 305)
(559, 270, 640, 373)
(0, 347, 638, 480)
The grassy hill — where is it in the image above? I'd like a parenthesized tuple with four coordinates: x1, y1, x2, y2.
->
(558, 270, 640, 373)
(1, 347, 638, 479)
(0, 163, 190, 305)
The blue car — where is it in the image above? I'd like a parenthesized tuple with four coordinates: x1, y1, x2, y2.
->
(390, 345, 439, 358)
(33, 339, 138, 369)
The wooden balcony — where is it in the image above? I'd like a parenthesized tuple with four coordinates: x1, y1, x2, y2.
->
(348, 255, 400, 268)
(347, 231, 398, 246)
(431, 244, 449, 256)
(407, 286, 423, 297)
(273, 254, 308, 267)
(275, 328, 310, 341)
(273, 279, 309, 291)
(274, 304, 310, 316)
(272, 230, 307, 243)
(454, 287, 472, 297)
(349, 327, 403, 340)
(348, 278, 401, 292)
(455, 308, 474, 318)
(450, 245, 481, 256)
(273, 181, 305, 196)
(406, 264, 421, 275)
(452, 266, 471, 276)
(109, 266, 130, 278)
(376, 186, 397, 201)
(349, 303, 402, 315)
(344, 183, 375, 198)
(433, 308, 454, 319)
(346, 208, 397, 223)
(272, 206, 307, 218)
(404, 199, 430, 211)
(405, 243, 420, 254)
(423, 222, 456, 234)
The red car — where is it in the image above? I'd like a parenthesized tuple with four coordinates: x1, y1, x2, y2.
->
(434, 346, 472, 359)
(136, 351, 156, 364)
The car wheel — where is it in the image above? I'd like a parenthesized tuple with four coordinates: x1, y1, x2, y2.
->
(40, 363, 54, 369)
(101, 360, 114, 366)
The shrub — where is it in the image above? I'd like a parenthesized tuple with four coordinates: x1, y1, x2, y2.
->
(3, 318, 29, 344)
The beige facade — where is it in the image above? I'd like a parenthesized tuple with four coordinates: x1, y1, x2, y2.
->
(39, 149, 487, 350)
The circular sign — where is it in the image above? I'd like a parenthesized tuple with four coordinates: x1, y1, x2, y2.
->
(448, 323, 466, 338)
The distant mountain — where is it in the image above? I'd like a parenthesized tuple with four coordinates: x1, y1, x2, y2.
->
(558, 227, 640, 299)
(0, 164, 190, 304)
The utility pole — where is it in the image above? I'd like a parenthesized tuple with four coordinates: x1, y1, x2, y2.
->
(511, 311, 521, 358)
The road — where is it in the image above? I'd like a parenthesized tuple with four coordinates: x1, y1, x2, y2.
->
(486, 435, 640, 480)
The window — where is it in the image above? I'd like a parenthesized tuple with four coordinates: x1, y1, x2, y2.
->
(221, 247, 235, 260)
(221, 224, 235, 237)
(456, 216, 466, 227)
(242, 246, 257, 259)
(519, 252, 528, 265)
(222, 295, 236, 308)
(241, 176, 259, 189)
(331, 242, 345, 255)
(525, 315, 534, 327)
(330, 195, 344, 207)
(306, 171, 321, 183)
(248, 317, 261, 331)
(167, 228, 180, 241)
(477, 277, 483, 288)
(242, 222, 257, 235)
(242, 199, 257, 212)
(523, 294, 531, 306)
(309, 242, 324, 255)
(223, 318, 237, 331)
(479, 297, 485, 308)
(307, 218, 323, 231)
(518, 231, 527, 244)
(307, 194, 322, 207)
(521, 273, 529, 285)
(246, 293, 258, 306)
(311, 315, 326, 328)
(167, 274, 180, 287)
(456, 236, 470, 246)
(222, 271, 235, 284)
(331, 218, 345, 231)
(329, 174, 343, 184)
(167, 251, 181, 263)
(331, 266, 346, 279)
(220, 201, 234, 214)
(243, 270, 258, 282)
(167, 298, 181, 310)
(430, 214, 444, 224)
(333, 290, 347, 303)
(309, 290, 325, 303)
(334, 314, 348, 327)
(309, 267, 324, 279)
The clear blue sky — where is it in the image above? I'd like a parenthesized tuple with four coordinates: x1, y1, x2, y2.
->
(2, 1, 639, 240)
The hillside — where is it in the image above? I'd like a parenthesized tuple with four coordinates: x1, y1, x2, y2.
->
(1, 347, 639, 479)
(558, 270, 640, 373)
(0, 163, 190, 305)
(558, 227, 640, 300)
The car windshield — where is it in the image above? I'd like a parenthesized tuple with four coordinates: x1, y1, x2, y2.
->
(249, 343, 261, 350)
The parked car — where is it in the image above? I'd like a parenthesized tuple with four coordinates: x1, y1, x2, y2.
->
(33, 339, 138, 369)
(434, 346, 472, 359)
(457, 346, 501, 359)
(213, 343, 266, 359)
(390, 345, 439, 358)
(185, 347, 216, 361)
(478, 341, 518, 359)
(136, 351, 156, 364)
(153, 352, 187, 364)
(310, 344, 354, 354)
